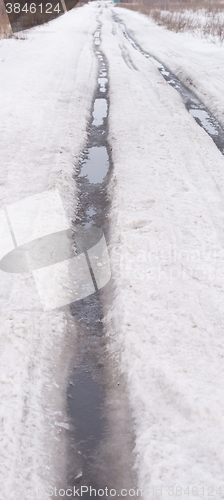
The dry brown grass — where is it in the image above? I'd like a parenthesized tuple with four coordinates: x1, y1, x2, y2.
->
(116, 0, 224, 43)
(117, 0, 224, 12)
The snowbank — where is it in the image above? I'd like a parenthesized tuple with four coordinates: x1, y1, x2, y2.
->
(0, 5, 97, 498)
(102, 6, 224, 497)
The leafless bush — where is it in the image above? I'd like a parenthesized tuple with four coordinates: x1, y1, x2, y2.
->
(210, 17, 224, 42)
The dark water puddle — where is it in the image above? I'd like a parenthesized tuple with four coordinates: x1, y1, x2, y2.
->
(113, 12, 224, 155)
(67, 19, 112, 499)
(98, 77, 108, 94)
(93, 99, 108, 127)
(69, 369, 104, 473)
(80, 147, 109, 184)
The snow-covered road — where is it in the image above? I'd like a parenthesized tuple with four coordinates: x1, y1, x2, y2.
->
(0, 7, 97, 498)
(1, 1, 224, 498)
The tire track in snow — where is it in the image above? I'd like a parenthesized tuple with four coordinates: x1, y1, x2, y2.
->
(67, 9, 136, 498)
(112, 11, 224, 156)
(111, 8, 224, 280)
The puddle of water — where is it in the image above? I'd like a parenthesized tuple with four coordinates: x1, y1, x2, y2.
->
(189, 108, 218, 136)
(113, 11, 224, 155)
(160, 69, 170, 77)
(80, 147, 109, 184)
(68, 358, 106, 499)
(87, 207, 97, 217)
(68, 370, 104, 456)
(93, 99, 108, 126)
(67, 21, 111, 497)
(98, 77, 108, 93)
(149, 58, 164, 70)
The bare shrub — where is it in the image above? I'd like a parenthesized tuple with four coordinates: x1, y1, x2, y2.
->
(211, 18, 224, 42)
